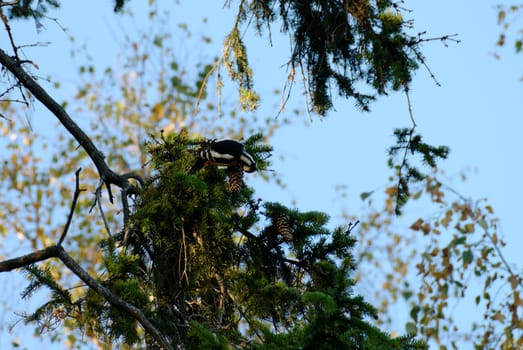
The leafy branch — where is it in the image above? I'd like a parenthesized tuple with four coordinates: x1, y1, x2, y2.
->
(0, 169, 175, 350)
(0, 48, 141, 203)
(387, 88, 449, 214)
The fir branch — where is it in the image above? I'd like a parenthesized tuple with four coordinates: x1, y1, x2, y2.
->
(0, 243, 176, 349)
(21, 265, 70, 301)
(388, 87, 449, 214)
(0, 245, 175, 349)
(55, 246, 176, 350)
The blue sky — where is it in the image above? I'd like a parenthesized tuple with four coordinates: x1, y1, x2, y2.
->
(1, 1, 522, 349)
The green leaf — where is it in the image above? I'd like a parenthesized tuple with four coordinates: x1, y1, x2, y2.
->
(498, 10, 506, 24)
(516, 40, 522, 53)
(462, 249, 473, 266)
(410, 305, 420, 322)
(360, 191, 373, 200)
(478, 219, 488, 230)
(450, 236, 466, 247)
(405, 322, 418, 335)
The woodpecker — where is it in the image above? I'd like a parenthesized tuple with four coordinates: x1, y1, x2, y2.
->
(192, 139, 257, 173)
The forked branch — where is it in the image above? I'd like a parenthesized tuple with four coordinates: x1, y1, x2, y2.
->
(0, 246, 175, 350)
(56, 246, 175, 350)
(0, 48, 141, 201)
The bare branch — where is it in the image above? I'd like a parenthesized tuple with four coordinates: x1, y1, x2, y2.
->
(0, 4, 20, 59)
(0, 48, 139, 200)
(0, 246, 60, 272)
(393, 86, 417, 214)
(345, 220, 360, 235)
(58, 168, 85, 246)
(0, 2, 19, 7)
(89, 178, 113, 238)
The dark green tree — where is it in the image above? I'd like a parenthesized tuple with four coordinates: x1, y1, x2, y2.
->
(16, 131, 426, 349)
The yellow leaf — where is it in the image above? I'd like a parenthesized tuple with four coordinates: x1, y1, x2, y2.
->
(385, 186, 398, 196)
(464, 223, 475, 233)
(393, 234, 401, 244)
(509, 274, 520, 290)
(354, 272, 361, 282)
(417, 292, 426, 302)
(492, 311, 505, 323)
(410, 218, 424, 231)
(441, 210, 452, 228)
(514, 290, 523, 307)
(515, 320, 523, 330)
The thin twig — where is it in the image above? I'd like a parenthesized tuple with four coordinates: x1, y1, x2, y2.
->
(195, 58, 220, 113)
(412, 32, 461, 45)
(404, 87, 416, 128)
(414, 49, 441, 87)
(484, 229, 522, 289)
(0, 4, 20, 59)
(226, 290, 264, 341)
(58, 168, 85, 246)
(394, 86, 417, 212)
(90, 178, 112, 238)
(345, 220, 360, 235)
(121, 189, 131, 245)
(408, 33, 460, 87)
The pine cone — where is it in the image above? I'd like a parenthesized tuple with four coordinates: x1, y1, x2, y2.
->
(227, 165, 244, 193)
(275, 214, 293, 242)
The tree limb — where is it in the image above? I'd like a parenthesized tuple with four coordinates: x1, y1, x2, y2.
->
(0, 244, 176, 350)
(0, 246, 59, 272)
(0, 48, 139, 200)
(0, 24, 174, 350)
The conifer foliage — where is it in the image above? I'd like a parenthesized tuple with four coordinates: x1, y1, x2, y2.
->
(18, 131, 426, 349)
(17, 133, 425, 349)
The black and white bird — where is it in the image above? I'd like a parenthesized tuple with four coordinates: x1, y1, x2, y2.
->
(191, 139, 257, 173)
